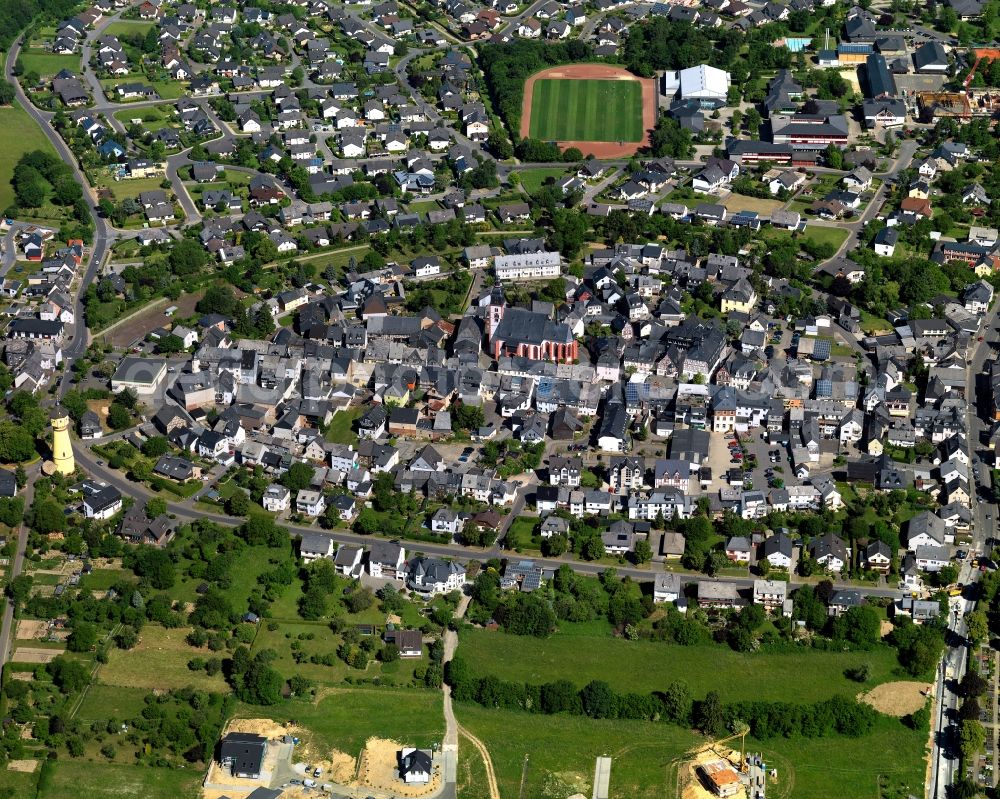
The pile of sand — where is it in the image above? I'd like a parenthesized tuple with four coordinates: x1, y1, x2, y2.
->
(859, 681, 932, 717)
(225, 718, 295, 739)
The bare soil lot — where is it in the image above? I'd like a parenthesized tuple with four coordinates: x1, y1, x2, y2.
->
(859, 681, 932, 717)
(12, 647, 61, 663)
(106, 290, 203, 348)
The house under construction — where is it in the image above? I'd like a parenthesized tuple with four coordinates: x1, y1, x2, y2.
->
(917, 90, 1000, 120)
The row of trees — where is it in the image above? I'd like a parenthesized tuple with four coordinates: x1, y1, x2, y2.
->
(445, 656, 877, 738)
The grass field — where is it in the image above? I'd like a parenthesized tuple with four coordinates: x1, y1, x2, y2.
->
(100, 625, 229, 692)
(0, 100, 58, 210)
(18, 50, 81, 77)
(755, 714, 928, 799)
(80, 568, 127, 591)
(325, 406, 362, 444)
(456, 741, 492, 799)
(37, 761, 202, 799)
(459, 703, 699, 799)
(528, 79, 642, 143)
(516, 167, 569, 194)
(802, 224, 850, 250)
(100, 78, 187, 101)
(458, 704, 926, 799)
(239, 687, 443, 756)
(113, 104, 176, 132)
(103, 175, 168, 202)
(458, 627, 905, 704)
(722, 193, 784, 215)
(101, 20, 156, 38)
(75, 684, 150, 721)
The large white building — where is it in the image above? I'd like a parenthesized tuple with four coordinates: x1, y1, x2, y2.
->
(662, 65, 731, 109)
(494, 251, 561, 281)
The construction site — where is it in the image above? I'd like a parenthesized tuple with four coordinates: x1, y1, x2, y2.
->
(918, 49, 1000, 120)
(676, 726, 774, 799)
(918, 90, 1000, 120)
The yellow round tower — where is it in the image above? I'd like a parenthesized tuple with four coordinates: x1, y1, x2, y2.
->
(50, 405, 74, 476)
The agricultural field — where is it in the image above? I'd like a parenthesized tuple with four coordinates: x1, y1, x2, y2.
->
(0, 100, 58, 210)
(528, 79, 643, 143)
(99, 625, 229, 692)
(458, 626, 905, 704)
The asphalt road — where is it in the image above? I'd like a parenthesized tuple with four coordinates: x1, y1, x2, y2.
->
(70, 430, 907, 599)
(5, 37, 111, 362)
(929, 299, 1000, 798)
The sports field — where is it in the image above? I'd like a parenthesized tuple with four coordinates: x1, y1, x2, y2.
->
(528, 78, 643, 143)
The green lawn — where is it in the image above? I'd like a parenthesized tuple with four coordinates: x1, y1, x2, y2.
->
(74, 684, 150, 721)
(36, 760, 201, 799)
(18, 50, 81, 77)
(113, 104, 175, 132)
(505, 516, 540, 552)
(458, 704, 927, 799)
(529, 78, 643, 143)
(243, 687, 443, 758)
(516, 167, 568, 194)
(325, 406, 362, 444)
(101, 20, 156, 38)
(802, 224, 850, 251)
(80, 568, 127, 591)
(0, 99, 59, 210)
(100, 625, 229, 692)
(102, 175, 168, 202)
(458, 627, 905, 704)
(100, 78, 187, 101)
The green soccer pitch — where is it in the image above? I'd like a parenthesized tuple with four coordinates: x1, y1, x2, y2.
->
(527, 78, 644, 143)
